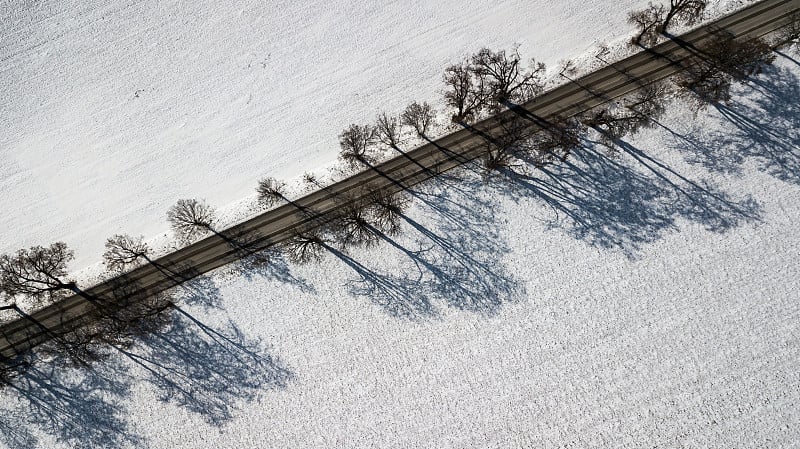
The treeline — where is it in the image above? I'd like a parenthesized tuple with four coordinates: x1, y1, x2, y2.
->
(2, 2, 798, 381)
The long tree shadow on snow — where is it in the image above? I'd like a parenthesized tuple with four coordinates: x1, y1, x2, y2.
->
(0, 354, 139, 449)
(333, 170, 525, 318)
(499, 136, 761, 257)
(404, 172, 524, 314)
(207, 228, 315, 293)
(130, 277, 293, 427)
(491, 52, 800, 255)
(326, 244, 437, 319)
(662, 56, 800, 186)
(117, 304, 292, 426)
(0, 276, 292, 448)
(228, 248, 315, 294)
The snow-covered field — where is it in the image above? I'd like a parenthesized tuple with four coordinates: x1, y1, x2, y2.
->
(3, 0, 800, 447)
(2, 41, 799, 448)
(10, 0, 755, 271)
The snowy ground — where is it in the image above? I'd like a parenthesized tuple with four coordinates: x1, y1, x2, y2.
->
(2, 43, 798, 448)
(11, 0, 774, 272)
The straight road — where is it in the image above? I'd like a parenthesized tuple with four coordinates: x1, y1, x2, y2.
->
(2, 0, 798, 360)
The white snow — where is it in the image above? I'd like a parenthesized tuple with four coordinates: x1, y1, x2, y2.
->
(2, 44, 799, 448)
(0, 0, 657, 270)
(3, 0, 799, 447)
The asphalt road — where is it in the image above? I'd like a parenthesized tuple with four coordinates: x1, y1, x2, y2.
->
(1, 0, 798, 360)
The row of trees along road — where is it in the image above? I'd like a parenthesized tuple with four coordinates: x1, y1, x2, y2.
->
(2, 0, 797, 379)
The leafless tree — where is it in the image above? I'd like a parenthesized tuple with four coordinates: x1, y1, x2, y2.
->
(302, 172, 320, 191)
(482, 141, 517, 174)
(282, 229, 326, 264)
(330, 199, 381, 247)
(88, 281, 173, 347)
(167, 198, 217, 243)
(584, 104, 654, 148)
(339, 124, 376, 167)
(676, 33, 774, 109)
(0, 297, 14, 312)
(628, 1, 705, 46)
(256, 177, 286, 208)
(711, 34, 775, 80)
(1, 354, 22, 384)
(375, 112, 403, 149)
(0, 242, 76, 305)
(482, 115, 535, 173)
(662, 0, 706, 32)
(367, 190, 409, 237)
(103, 234, 150, 272)
(470, 47, 546, 106)
(583, 82, 670, 146)
(677, 65, 733, 108)
(401, 101, 437, 137)
(594, 43, 612, 63)
(442, 60, 487, 123)
(625, 81, 670, 123)
(558, 59, 579, 78)
(628, 3, 665, 46)
(529, 119, 585, 167)
(38, 283, 174, 368)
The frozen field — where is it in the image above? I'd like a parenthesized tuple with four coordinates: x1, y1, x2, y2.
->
(0, 0, 661, 270)
(2, 41, 798, 447)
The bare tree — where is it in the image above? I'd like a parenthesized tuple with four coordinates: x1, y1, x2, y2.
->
(628, 3, 665, 46)
(282, 229, 326, 264)
(584, 104, 659, 148)
(470, 47, 546, 106)
(558, 59, 579, 78)
(401, 101, 437, 137)
(482, 115, 535, 173)
(442, 61, 487, 123)
(711, 35, 775, 80)
(583, 82, 670, 147)
(367, 190, 409, 237)
(256, 177, 286, 208)
(628, 0, 705, 46)
(38, 282, 174, 368)
(331, 200, 380, 247)
(167, 199, 217, 243)
(0, 296, 14, 312)
(0, 353, 23, 384)
(677, 65, 733, 108)
(529, 119, 585, 167)
(662, 0, 706, 32)
(339, 124, 376, 167)
(676, 33, 774, 108)
(482, 141, 517, 174)
(625, 81, 670, 123)
(103, 234, 150, 272)
(375, 112, 403, 149)
(88, 281, 173, 347)
(302, 172, 320, 191)
(0, 242, 76, 305)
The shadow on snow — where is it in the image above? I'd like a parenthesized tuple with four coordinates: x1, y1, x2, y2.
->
(2, 47, 796, 449)
(331, 170, 526, 319)
(0, 276, 292, 449)
(664, 56, 800, 186)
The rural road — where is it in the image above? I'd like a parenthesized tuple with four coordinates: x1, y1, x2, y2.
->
(1, 0, 798, 360)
